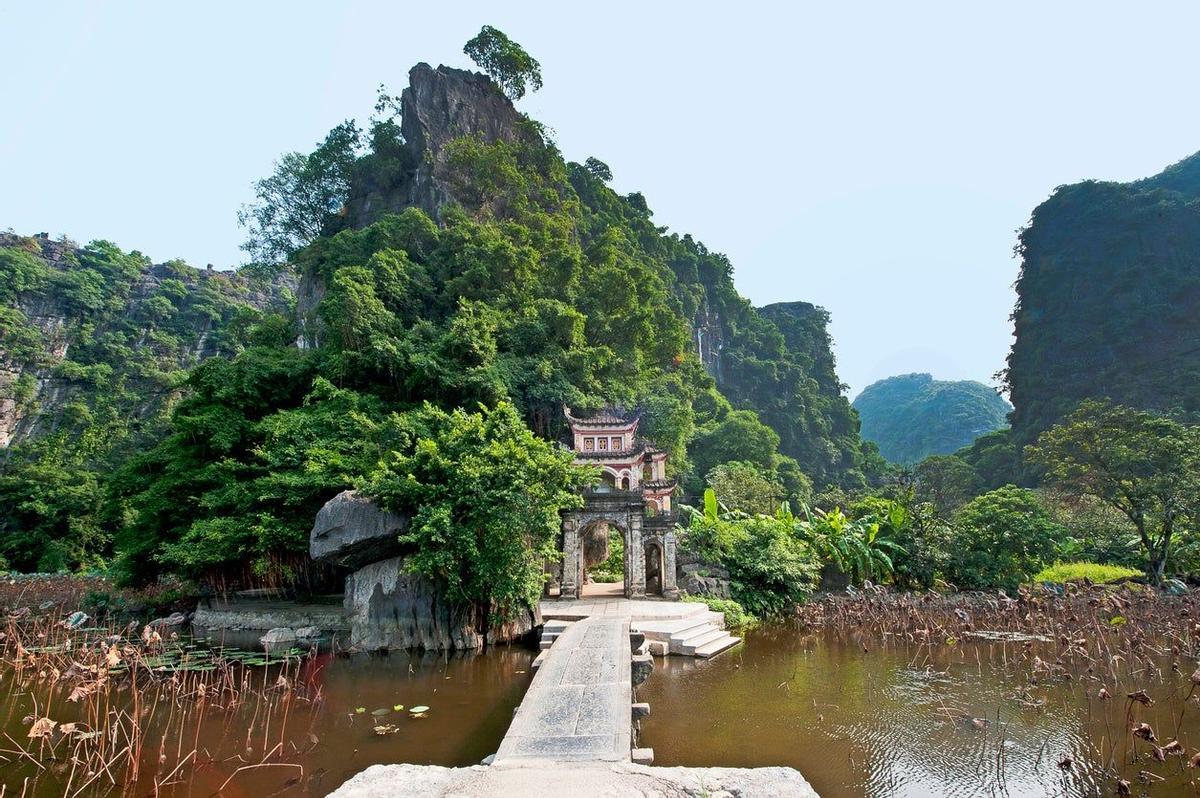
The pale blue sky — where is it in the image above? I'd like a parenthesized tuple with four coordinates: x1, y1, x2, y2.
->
(4, 2, 1199, 395)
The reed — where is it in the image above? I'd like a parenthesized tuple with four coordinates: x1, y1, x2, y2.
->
(0, 607, 323, 796)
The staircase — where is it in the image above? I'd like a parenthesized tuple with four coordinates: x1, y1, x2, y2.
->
(635, 610, 741, 659)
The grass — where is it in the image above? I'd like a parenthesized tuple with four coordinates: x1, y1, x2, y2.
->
(1033, 561, 1142, 585)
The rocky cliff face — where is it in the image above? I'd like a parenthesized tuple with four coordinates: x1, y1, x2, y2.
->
(345, 63, 537, 228)
(296, 63, 537, 347)
(0, 233, 293, 448)
(1006, 151, 1200, 442)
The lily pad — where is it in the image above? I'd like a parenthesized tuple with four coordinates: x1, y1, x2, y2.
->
(393, 704, 404, 711)
(409, 705, 430, 714)
(355, 707, 366, 714)
(371, 708, 391, 716)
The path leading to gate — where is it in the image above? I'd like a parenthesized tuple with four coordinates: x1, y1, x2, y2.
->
(494, 615, 633, 762)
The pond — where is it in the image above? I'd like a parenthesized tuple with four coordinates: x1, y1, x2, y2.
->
(0, 622, 535, 797)
(637, 620, 1200, 797)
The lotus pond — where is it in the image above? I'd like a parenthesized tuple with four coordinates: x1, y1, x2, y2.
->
(0, 614, 534, 796)
(638, 588, 1200, 797)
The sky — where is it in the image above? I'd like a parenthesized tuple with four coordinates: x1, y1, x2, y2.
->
(4, 2, 1200, 397)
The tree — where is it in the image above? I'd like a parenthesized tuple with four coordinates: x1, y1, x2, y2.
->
(364, 402, 593, 622)
(463, 26, 543, 101)
(705, 461, 784, 516)
(238, 121, 362, 266)
(584, 157, 612, 182)
(946, 486, 1060, 590)
(913, 454, 980, 516)
(1026, 400, 1200, 583)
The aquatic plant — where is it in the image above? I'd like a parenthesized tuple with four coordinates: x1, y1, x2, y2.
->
(0, 607, 321, 795)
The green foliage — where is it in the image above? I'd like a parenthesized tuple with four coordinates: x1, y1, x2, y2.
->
(955, 428, 1025, 490)
(0, 236, 292, 572)
(681, 488, 819, 616)
(463, 26, 543, 101)
(795, 503, 905, 585)
(912, 454, 981, 517)
(239, 121, 363, 266)
(363, 402, 592, 620)
(853, 373, 1010, 465)
(704, 461, 784, 516)
(681, 594, 757, 631)
(1033, 562, 1141, 585)
(1005, 152, 1200, 445)
(1026, 400, 1200, 583)
(944, 486, 1061, 591)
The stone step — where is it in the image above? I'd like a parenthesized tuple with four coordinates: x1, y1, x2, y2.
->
(640, 618, 712, 643)
(678, 627, 728, 655)
(531, 650, 547, 671)
(694, 633, 741, 659)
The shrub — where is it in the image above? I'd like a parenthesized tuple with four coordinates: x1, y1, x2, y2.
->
(1033, 562, 1141, 585)
(682, 594, 757, 630)
(945, 486, 1061, 591)
(588, 570, 622, 584)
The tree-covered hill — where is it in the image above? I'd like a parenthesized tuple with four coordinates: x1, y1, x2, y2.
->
(852, 373, 1010, 464)
(1005, 151, 1200, 444)
(0, 233, 294, 570)
(0, 48, 881, 581)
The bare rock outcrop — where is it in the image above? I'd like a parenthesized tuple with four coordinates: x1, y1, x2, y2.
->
(310, 491, 537, 652)
(345, 63, 537, 228)
(344, 557, 538, 651)
(309, 489, 408, 569)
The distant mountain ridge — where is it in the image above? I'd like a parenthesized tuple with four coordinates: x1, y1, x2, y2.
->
(852, 373, 1010, 464)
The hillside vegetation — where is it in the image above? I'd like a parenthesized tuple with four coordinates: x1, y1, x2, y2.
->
(852, 373, 1010, 464)
(0, 47, 881, 585)
(1005, 151, 1200, 444)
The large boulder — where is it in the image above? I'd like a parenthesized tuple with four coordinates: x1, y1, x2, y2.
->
(345, 556, 539, 652)
(310, 490, 409, 569)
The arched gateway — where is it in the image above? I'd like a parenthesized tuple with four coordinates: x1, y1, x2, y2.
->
(555, 407, 679, 600)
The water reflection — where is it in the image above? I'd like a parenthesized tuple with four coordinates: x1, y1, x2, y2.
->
(637, 623, 1196, 797)
(0, 639, 535, 796)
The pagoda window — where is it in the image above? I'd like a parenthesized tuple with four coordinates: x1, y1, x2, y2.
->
(642, 464, 653, 482)
(584, 437, 594, 451)
(598, 438, 608, 451)
(610, 437, 622, 451)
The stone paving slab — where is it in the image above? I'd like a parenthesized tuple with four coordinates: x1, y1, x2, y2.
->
(494, 616, 632, 763)
(539, 597, 709, 622)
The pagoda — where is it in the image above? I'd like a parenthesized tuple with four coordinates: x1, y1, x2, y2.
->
(563, 406, 675, 513)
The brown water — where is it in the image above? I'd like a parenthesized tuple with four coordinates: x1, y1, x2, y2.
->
(0, 641, 534, 796)
(637, 622, 1200, 797)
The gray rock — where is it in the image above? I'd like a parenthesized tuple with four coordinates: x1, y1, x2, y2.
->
(260, 627, 297, 652)
(344, 63, 538, 228)
(325, 761, 820, 797)
(631, 653, 653, 686)
(295, 626, 322, 640)
(344, 556, 538, 652)
(310, 490, 409, 569)
(148, 612, 187, 628)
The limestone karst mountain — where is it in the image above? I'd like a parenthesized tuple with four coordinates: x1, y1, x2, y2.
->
(1005, 151, 1200, 444)
(852, 373, 1010, 465)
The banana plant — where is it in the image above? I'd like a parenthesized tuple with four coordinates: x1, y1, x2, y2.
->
(794, 503, 905, 584)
